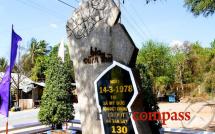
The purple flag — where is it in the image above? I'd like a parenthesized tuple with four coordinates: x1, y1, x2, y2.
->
(0, 26, 22, 117)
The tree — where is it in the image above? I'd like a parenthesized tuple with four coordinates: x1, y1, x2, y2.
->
(186, 42, 210, 83)
(136, 64, 162, 134)
(204, 40, 215, 98)
(0, 57, 8, 72)
(184, 0, 215, 17)
(21, 38, 48, 74)
(31, 43, 74, 82)
(136, 39, 215, 99)
(204, 71, 215, 96)
(146, 0, 156, 4)
(137, 40, 174, 93)
(28, 38, 48, 64)
(38, 54, 74, 129)
(20, 53, 33, 74)
(210, 39, 215, 49)
(146, 0, 215, 17)
(31, 56, 47, 82)
(172, 44, 188, 97)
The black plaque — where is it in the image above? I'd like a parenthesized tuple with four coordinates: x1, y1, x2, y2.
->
(95, 62, 138, 134)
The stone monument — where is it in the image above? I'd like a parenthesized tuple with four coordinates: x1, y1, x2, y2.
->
(66, 0, 152, 133)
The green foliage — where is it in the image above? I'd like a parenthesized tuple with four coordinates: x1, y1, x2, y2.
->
(204, 71, 215, 94)
(210, 39, 215, 49)
(137, 40, 174, 77)
(31, 56, 48, 82)
(20, 53, 33, 74)
(49, 45, 59, 58)
(137, 44, 163, 132)
(20, 38, 48, 75)
(31, 42, 74, 82)
(0, 57, 8, 72)
(184, 0, 215, 17)
(49, 43, 75, 79)
(155, 76, 171, 92)
(136, 64, 162, 133)
(146, 0, 215, 17)
(186, 42, 209, 83)
(137, 40, 174, 92)
(145, 0, 157, 4)
(28, 38, 48, 64)
(38, 42, 75, 128)
(39, 55, 74, 128)
(137, 39, 215, 100)
(172, 51, 186, 83)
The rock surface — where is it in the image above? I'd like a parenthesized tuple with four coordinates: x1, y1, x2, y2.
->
(66, 0, 152, 133)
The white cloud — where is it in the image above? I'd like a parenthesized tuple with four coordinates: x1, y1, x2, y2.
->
(170, 40, 183, 48)
(170, 40, 192, 53)
(49, 23, 58, 29)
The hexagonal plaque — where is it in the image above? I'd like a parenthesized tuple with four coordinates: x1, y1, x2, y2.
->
(94, 61, 138, 134)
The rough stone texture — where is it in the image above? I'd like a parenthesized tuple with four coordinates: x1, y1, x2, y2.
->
(66, 0, 152, 133)
(66, 0, 120, 39)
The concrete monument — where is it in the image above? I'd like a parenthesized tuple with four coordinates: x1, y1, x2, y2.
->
(66, 0, 152, 133)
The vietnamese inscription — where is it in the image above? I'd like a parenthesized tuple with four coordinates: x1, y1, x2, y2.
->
(83, 47, 113, 64)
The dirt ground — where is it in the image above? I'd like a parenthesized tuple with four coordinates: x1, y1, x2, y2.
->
(158, 102, 215, 132)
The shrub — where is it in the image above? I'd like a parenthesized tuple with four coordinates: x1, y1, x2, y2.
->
(39, 56, 74, 129)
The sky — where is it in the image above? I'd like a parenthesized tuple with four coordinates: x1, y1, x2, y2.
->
(0, 0, 215, 60)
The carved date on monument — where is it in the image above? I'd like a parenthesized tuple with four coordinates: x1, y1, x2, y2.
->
(83, 47, 113, 64)
(94, 61, 138, 134)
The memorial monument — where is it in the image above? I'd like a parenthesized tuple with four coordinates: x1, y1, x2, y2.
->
(66, 0, 153, 133)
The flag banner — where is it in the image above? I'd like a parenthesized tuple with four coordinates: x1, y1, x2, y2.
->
(58, 39, 64, 62)
(0, 27, 22, 117)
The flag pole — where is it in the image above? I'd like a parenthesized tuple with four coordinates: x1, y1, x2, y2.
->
(5, 86, 10, 134)
(0, 24, 21, 134)
(6, 85, 10, 134)
(6, 118, 8, 134)
(5, 25, 14, 134)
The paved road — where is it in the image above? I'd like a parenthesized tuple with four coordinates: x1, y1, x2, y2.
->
(159, 102, 215, 132)
(0, 108, 39, 129)
(0, 103, 214, 133)
(0, 104, 80, 129)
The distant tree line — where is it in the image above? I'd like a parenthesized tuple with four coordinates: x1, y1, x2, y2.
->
(137, 39, 215, 99)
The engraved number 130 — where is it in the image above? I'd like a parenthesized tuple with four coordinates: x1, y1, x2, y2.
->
(111, 126, 128, 133)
